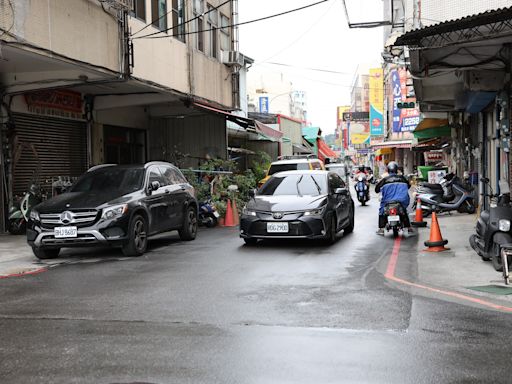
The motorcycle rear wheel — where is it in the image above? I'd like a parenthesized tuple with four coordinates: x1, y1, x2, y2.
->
(8, 219, 26, 235)
(392, 227, 399, 238)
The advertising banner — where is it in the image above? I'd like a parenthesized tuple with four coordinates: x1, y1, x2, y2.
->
(336, 106, 350, 149)
(259, 97, 269, 113)
(343, 111, 370, 145)
(369, 68, 384, 135)
(390, 68, 420, 132)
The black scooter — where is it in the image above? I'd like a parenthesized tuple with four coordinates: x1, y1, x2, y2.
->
(469, 179, 512, 275)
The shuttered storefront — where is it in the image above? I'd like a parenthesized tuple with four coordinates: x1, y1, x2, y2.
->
(12, 113, 87, 196)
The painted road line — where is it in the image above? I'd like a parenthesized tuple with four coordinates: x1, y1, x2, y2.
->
(0, 267, 48, 279)
(385, 236, 512, 313)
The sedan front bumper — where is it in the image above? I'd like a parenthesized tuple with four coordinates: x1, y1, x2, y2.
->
(240, 214, 327, 239)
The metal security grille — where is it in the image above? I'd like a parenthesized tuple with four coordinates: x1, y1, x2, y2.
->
(11, 113, 87, 197)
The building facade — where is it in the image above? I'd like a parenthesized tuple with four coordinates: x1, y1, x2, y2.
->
(0, 0, 244, 232)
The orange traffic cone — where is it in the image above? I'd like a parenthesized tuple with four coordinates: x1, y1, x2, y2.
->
(411, 198, 427, 227)
(231, 199, 240, 226)
(223, 199, 235, 227)
(423, 212, 449, 252)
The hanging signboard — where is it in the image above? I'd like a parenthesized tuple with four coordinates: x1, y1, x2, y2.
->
(369, 68, 384, 135)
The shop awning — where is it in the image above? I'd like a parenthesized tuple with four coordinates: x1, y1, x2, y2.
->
(375, 148, 394, 155)
(228, 147, 256, 155)
(193, 102, 253, 128)
(254, 120, 283, 141)
(293, 144, 312, 154)
(318, 139, 337, 161)
(413, 118, 451, 139)
(371, 140, 412, 149)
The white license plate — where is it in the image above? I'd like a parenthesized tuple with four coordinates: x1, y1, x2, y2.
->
(213, 211, 220, 218)
(387, 215, 400, 223)
(267, 222, 289, 233)
(54, 226, 78, 238)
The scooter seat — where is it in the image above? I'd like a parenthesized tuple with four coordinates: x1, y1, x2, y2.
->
(421, 183, 443, 190)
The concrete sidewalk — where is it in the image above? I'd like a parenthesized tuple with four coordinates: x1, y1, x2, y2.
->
(0, 235, 46, 277)
(412, 211, 512, 304)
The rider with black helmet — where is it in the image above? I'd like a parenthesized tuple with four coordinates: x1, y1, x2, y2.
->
(375, 161, 413, 235)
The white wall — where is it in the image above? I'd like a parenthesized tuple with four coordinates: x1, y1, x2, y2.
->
(1, 0, 121, 72)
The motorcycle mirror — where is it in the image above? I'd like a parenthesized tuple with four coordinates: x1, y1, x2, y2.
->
(480, 177, 490, 183)
(248, 189, 256, 198)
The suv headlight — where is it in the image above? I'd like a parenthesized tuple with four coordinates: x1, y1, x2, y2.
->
(499, 219, 511, 232)
(29, 209, 39, 221)
(242, 207, 257, 216)
(304, 206, 326, 216)
(102, 204, 128, 220)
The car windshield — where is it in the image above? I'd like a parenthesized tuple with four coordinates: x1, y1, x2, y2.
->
(327, 165, 346, 176)
(71, 167, 144, 194)
(259, 174, 327, 196)
(268, 163, 309, 175)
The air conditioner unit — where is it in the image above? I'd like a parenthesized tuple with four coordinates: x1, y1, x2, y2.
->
(222, 51, 244, 67)
(103, 0, 133, 10)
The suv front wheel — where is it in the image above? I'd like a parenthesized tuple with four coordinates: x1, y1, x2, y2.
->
(179, 206, 198, 241)
(122, 214, 148, 257)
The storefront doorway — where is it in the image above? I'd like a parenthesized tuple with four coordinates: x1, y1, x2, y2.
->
(104, 126, 145, 165)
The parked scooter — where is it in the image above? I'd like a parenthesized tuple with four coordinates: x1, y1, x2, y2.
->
(384, 201, 406, 238)
(8, 183, 44, 235)
(414, 173, 475, 215)
(354, 174, 370, 206)
(198, 199, 220, 227)
(470, 179, 512, 275)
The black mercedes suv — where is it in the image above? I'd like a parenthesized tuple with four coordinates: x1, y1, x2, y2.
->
(27, 162, 198, 259)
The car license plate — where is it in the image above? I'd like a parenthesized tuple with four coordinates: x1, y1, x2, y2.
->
(387, 215, 400, 223)
(267, 222, 289, 233)
(54, 226, 78, 238)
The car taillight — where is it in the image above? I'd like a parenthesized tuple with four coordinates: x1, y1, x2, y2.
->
(390, 207, 397, 215)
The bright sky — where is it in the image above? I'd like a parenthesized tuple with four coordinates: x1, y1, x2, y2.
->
(238, 0, 385, 135)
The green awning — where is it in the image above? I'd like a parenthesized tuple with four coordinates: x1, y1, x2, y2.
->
(413, 125, 451, 139)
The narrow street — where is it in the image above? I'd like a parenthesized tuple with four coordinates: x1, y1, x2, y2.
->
(1, 195, 511, 383)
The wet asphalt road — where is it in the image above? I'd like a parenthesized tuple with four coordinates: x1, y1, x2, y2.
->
(1, 193, 512, 383)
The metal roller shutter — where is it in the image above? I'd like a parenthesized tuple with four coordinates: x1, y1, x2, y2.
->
(12, 113, 87, 197)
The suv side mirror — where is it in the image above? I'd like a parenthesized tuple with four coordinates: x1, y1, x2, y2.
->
(150, 181, 161, 192)
(335, 187, 349, 196)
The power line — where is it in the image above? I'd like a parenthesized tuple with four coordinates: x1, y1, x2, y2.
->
(131, 0, 231, 38)
(134, 0, 331, 40)
(263, 62, 353, 75)
(254, 0, 335, 66)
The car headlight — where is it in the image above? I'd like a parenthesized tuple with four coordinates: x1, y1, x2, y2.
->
(29, 209, 39, 221)
(304, 206, 326, 216)
(242, 207, 257, 216)
(102, 204, 128, 220)
(499, 219, 511, 232)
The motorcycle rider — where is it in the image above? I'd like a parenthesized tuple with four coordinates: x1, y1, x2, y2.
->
(375, 161, 414, 235)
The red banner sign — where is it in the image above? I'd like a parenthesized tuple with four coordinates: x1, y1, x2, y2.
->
(24, 90, 83, 118)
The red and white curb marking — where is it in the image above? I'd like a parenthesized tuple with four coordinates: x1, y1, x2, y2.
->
(385, 237, 512, 313)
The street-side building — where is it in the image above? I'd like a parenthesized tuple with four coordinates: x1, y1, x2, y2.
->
(393, 2, 512, 204)
(0, 0, 245, 232)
